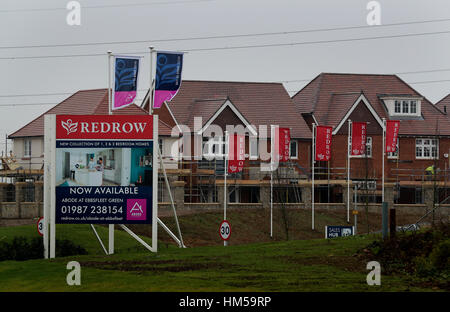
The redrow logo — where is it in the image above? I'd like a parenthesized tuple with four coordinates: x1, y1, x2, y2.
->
(61, 120, 148, 135)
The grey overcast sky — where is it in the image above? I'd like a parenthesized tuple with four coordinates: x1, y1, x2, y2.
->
(1, 0, 450, 153)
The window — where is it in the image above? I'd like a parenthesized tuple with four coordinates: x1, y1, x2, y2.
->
(24, 139, 31, 157)
(390, 99, 421, 116)
(203, 136, 225, 159)
(158, 138, 163, 153)
(249, 138, 258, 159)
(290, 140, 298, 159)
(410, 101, 417, 114)
(348, 136, 372, 158)
(387, 138, 399, 159)
(402, 101, 409, 114)
(394, 100, 401, 113)
(416, 138, 438, 159)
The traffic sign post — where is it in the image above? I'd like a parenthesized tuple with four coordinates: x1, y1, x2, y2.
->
(219, 220, 231, 243)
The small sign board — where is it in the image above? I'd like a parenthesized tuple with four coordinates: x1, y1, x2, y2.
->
(219, 220, 231, 241)
(37, 217, 44, 236)
(325, 225, 354, 239)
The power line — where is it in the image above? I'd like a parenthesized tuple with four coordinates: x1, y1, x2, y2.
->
(0, 99, 144, 107)
(2, 29, 450, 60)
(2, 17, 450, 50)
(0, 90, 149, 98)
(286, 78, 450, 93)
(1, 68, 450, 99)
(2, 78, 450, 107)
(0, 0, 214, 13)
(184, 29, 450, 52)
(281, 68, 450, 83)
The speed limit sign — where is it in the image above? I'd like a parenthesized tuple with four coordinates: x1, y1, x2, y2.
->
(37, 217, 44, 236)
(219, 220, 231, 241)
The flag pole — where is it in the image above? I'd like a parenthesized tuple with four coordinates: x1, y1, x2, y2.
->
(347, 119, 351, 223)
(270, 125, 274, 238)
(107, 50, 114, 254)
(312, 123, 315, 230)
(149, 46, 154, 115)
(382, 118, 386, 202)
(224, 131, 228, 247)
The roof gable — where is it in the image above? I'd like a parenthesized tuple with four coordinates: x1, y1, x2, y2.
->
(292, 73, 450, 136)
(199, 100, 257, 135)
(9, 89, 173, 138)
(159, 80, 311, 139)
(333, 94, 383, 134)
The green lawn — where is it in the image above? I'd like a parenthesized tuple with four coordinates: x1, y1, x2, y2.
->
(0, 224, 435, 292)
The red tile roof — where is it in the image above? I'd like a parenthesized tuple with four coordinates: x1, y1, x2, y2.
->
(435, 94, 450, 113)
(149, 80, 311, 139)
(292, 73, 450, 136)
(9, 88, 172, 138)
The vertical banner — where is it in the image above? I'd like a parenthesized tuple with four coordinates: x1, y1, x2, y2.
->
(276, 127, 291, 162)
(154, 51, 183, 109)
(351, 122, 367, 156)
(112, 56, 141, 110)
(315, 126, 332, 161)
(227, 134, 245, 173)
(385, 120, 400, 153)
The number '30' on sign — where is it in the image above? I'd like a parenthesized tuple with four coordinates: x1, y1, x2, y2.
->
(219, 220, 231, 241)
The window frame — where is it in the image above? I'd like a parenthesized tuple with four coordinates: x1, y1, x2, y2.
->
(202, 136, 226, 159)
(394, 100, 401, 113)
(415, 138, 438, 160)
(348, 136, 372, 158)
(387, 138, 399, 159)
(289, 140, 298, 160)
(249, 137, 258, 160)
(389, 99, 421, 117)
(23, 139, 32, 158)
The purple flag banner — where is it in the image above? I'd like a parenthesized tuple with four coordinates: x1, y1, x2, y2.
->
(153, 51, 183, 109)
(112, 56, 140, 111)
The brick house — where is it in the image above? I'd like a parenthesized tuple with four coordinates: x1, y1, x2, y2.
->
(292, 73, 450, 204)
(435, 93, 450, 114)
(8, 89, 173, 171)
(144, 80, 312, 203)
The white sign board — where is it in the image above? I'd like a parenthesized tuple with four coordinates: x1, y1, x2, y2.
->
(219, 220, 231, 241)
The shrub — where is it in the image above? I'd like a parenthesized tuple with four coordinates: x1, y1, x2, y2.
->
(0, 236, 87, 261)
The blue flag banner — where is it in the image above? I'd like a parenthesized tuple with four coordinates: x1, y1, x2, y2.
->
(113, 56, 140, 110)
(153, 51, 183, 109)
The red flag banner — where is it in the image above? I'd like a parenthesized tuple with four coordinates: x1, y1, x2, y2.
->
(277, 128, 291, 162)
(351, 122, 367, 156)
(227, 134, 245, 173)
(385, 120, 400, 153)
(315, 126, 332, 161)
